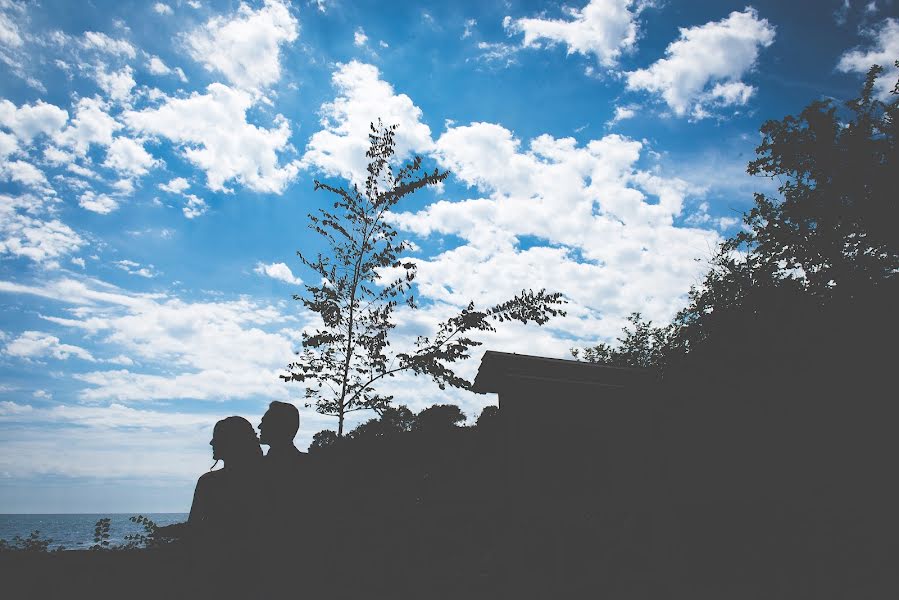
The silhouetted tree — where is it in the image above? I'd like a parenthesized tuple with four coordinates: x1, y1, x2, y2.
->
(574, 65, 899, 374)
(741, 63, 899, 294)
(475, 405, 499, 430)
(283, 122, 565, 435)
(380, 404, 416, 433)
(414, 404, 467, 433)
(571, 312, 671, 369)
(309, 429, 339, 453)
(669, 63, 899, 368)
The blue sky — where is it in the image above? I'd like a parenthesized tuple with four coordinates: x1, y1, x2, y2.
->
(0, 0, 896, 512)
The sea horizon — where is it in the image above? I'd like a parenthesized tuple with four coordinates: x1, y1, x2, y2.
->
(1, 513, 189, 550)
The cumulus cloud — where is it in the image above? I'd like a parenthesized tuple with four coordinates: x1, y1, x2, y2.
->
(0, 194, 85, 265)
(146, 55, 186, 81)
(153, 2, 173, 16)
(124, 83, 300, 193)
(606, 104, 637, 127)
(254, 261, 302, 285)
(181, 193, 208, 218)
(625, 8, 775, 118)
(103, 136, 159, 177)
(159, 177, 190, 194)
(837, 18, 899, 100)
(1, 159, 51, 191)
(53, 96, 122, 156)
(184, 0, 298, 92)
(507, 0, 640, 68)
(0, 99, 68, 143)
(5, 330, 96, 362)
(93, 64, 136, 103)
(302, 61, 433, 183)
(391, 122, 721, 346)
(78, 190, 119, 214)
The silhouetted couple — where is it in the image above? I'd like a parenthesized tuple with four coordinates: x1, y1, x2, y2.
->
(184, 401, 308, 598)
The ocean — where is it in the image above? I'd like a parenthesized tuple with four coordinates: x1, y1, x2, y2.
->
(0, 514, 189, 550)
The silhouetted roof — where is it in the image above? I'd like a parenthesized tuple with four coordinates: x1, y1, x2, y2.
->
(472, 350, 656, 394)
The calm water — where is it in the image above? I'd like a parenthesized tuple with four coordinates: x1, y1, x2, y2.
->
(0, 514, 188, 550)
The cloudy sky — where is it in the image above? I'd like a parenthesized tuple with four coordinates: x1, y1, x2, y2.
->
(0, 0, 896, 512)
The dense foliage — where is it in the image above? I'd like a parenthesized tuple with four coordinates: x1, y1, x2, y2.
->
(575, 64, 899, 376)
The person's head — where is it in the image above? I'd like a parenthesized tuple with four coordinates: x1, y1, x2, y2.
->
(258, 401, 299, 447)
(210, 416, 262, 466)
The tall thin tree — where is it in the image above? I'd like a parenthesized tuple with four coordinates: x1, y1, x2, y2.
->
(283, 122, 565, 436)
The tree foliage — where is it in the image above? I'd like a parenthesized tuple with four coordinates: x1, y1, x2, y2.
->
(571, 312, 672, 369)
(574, 64, 899, 374)
(283, 122, 565, 435)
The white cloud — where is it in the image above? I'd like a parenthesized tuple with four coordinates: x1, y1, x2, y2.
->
(474, 41, 520, 66)
(254, 261, 302, 285)
(389, 122, 722, 349)
(153, 2, 173, 15)
(71, 256, 86, 268)
(0, 276, 304, 404)
(182, 193, 208, 218)
(5, 330, 96, 362)
(81, 31, 136, 59)
(111, 177, 134, 195)
(53, 96, 122, 156)
(94, 64, 136, 103)
(2, 159, 50, 190)
(836, 18, 899, 100)
(508, 0, 640, 68)
(159, 176, 190, 194)
(834, 0, 851, 25)
(43, 145, 72, 165)
(78, 190, 119, 214)
(0, 401, 214, 430)
(0, 10, 23, 49)
(147, 56, 189, 82)
(606, 104, 637, 127)
(0, 130, 17, 158)
(103, 136, 159, 177)
(625, 8, 775, 118)
(124, 84, 300, 193)
(147, 55, 169, 75)
(184, 0, 298, 92)
(114, 259, 158, 278)
(353, 27, 368, 47)
(0, 99, 68, 143)
(302, 61, 434, 183)
(0, 194, 85, 265)
(462, 18, 476, 39)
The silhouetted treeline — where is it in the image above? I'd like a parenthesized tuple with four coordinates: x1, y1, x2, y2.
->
(574, 64, 899, 384)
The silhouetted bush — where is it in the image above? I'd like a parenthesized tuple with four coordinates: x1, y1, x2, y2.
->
(0, 530, 60, 553)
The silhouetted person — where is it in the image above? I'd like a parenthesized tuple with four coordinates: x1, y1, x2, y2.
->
(259, 400, 307, 467)
(257, 402, 313, 595)
(187, 416, 264, 599)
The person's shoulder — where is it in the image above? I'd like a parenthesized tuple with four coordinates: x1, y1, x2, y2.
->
(197, 469, 226, 486)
